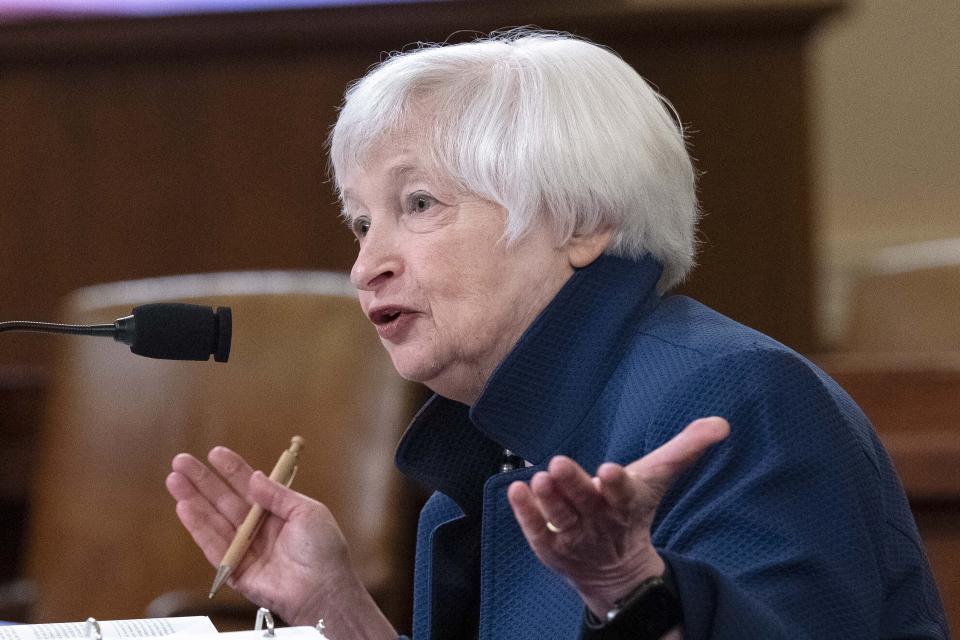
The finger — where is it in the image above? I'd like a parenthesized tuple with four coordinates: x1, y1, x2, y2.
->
(165, 470, 201, 502)
(210, 447, 267, 525)
(507, 481, 551, 546)
(548, 456, 601, 515)
(627, 417, 730, 495)
(247, 470, 319, 522)
(531, 471, 579, 532)
(172, 485, 239, 568)
(208, 446, 260, 504)
(172, 451, 250, 526)
(595, 462, 635, 512)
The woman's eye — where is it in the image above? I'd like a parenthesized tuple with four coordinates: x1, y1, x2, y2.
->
(351, 217, 370, 238)
(407, 192, 437, 214)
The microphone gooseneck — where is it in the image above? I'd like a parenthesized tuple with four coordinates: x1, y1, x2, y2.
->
(0, 321, 116, 337)
(0, 303, 231, 363)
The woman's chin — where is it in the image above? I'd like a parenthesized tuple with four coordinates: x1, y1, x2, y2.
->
(388, 350, 441, 385)
(390, 355, 478, 402)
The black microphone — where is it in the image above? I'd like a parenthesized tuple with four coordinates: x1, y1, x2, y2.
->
(0, 303, 231, 362)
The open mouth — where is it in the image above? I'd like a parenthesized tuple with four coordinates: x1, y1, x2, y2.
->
(371, 307, 404, 325)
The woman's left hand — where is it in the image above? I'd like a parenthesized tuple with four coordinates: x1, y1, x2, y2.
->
(506, 416, 729, 617)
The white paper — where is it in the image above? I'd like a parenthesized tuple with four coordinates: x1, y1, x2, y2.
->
(0, 617, 217, 640)
(219, 628, 322, 640)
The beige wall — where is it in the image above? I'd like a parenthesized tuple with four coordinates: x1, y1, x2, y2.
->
(810, 0, 960, 346)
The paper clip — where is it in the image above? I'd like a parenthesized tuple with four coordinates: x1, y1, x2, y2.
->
(254, 608, 275, 638)
(84, 618, 102, 640)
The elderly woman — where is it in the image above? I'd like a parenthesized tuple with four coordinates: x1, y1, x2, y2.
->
(166, 32, 947, 639)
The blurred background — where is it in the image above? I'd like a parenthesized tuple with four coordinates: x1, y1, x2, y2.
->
(0, 0, 957, 635)
(812, 0, 960, 348)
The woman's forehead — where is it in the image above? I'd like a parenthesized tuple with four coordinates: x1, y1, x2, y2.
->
(340, 156, 428, 193)
(340, 142, 458, 193)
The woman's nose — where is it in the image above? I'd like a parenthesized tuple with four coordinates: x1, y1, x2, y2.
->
(350, 226, 401, 291)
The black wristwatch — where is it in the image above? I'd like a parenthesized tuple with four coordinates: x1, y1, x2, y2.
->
(580, 563, 683, 640)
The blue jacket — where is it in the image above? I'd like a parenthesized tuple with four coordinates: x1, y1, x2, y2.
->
(395, 255, 948, 639)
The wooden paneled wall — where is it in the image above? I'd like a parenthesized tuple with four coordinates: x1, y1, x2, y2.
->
(0, 0, 838, 367)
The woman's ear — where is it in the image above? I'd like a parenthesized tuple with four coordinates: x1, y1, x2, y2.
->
(567, 227, 613, 268)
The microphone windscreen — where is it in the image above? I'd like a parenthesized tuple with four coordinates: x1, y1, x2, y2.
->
(130, 303, 231, 362)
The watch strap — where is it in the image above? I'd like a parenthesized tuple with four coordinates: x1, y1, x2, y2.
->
(580, 563, 683, 640)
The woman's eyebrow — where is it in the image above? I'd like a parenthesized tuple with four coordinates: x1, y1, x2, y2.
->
(394, 168, 429, 187)
(389, 163, 437, 184)
(389, 163, 416, 178)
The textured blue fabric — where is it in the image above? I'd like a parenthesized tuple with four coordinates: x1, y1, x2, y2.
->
(394, 254, 948, 639)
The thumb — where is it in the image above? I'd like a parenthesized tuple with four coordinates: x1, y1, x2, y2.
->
(247, 470, 308, 522)
(627, 417, 730, 496)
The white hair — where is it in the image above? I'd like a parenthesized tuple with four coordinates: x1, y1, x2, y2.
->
(329, 29, 699, 291)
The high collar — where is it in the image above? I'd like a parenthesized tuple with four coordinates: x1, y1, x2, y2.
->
(395, 254, 664, 514)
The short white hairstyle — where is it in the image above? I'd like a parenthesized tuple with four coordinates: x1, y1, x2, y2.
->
(329, 30, 699, 291)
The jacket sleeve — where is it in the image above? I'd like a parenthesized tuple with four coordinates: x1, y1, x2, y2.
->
(630, 348, 947, 640)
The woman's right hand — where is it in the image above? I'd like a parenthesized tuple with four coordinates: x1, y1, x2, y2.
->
(166, 446, 395, 639)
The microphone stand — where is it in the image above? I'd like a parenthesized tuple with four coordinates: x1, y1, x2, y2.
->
(0, 318, 135, 344)
(0, 321, 116, 337)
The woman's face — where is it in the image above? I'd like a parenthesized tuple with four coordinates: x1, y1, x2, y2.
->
(340, 140, 576, 404)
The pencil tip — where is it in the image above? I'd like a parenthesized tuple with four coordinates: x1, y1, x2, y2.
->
(209, 565, 232, 599)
